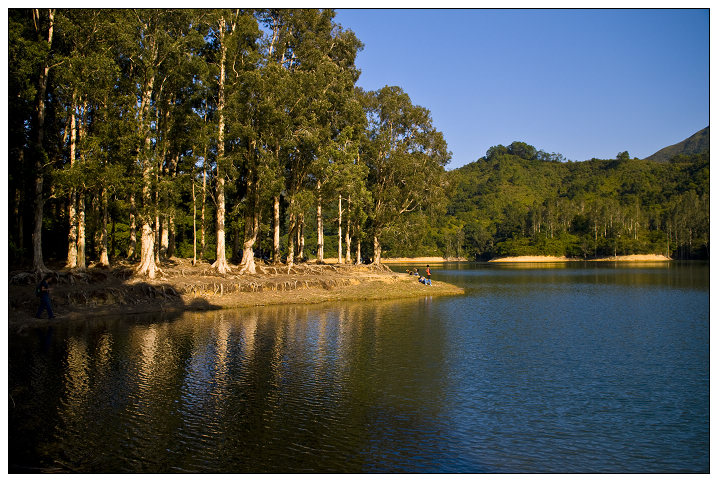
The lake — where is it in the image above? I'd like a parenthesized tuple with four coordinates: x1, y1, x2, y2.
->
(8, 262, 709, 473)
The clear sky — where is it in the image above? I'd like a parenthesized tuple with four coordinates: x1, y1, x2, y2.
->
(333, 8, 709, 170)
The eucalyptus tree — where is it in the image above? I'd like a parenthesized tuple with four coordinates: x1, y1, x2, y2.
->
(309, 39, 364, 264)
(362, 86, 451, 264)
(256, 9, 364, 267)
(201, 9, 262, 273)
(9, 9, 47, 265)
(115, 9, 199, 278)
(201, 9, 259, 273)
(53, 9, 125, 269)
(10, 9, 57, 273)
(150, 14, 206, 261)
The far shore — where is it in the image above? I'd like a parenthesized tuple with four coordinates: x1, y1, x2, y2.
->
(488, 254, 672, 263)
(320, 254, 673, 264)
(373, 257, 467, 264)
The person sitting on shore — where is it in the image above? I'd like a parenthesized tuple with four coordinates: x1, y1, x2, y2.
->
(413, 268, 419, 276)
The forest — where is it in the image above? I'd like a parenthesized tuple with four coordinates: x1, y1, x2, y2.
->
(9, 9, 709, 279)
(439, 143, 709, 260)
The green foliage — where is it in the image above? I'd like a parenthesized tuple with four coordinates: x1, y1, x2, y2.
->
(443, 142, 709, 260)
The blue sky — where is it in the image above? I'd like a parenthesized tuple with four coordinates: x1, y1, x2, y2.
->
(334, 9, 709, 170)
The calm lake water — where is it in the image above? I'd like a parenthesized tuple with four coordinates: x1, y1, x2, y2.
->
(8, 262, 709, 473)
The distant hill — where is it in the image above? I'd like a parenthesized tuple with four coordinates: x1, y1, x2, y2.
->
(644, 126, 709, 163)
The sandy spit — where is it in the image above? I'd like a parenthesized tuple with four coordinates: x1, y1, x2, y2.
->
(489, 254, 671, 262)
(318, 257, 466, 264)
(9, 261, 465, 326)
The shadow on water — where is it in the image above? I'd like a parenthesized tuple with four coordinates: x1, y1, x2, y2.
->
(8, 296, 451, 473)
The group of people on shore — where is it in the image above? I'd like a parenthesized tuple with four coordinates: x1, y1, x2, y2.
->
(406, 265, 432, 286)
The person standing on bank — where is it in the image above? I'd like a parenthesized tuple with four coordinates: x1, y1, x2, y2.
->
(35, 273, 56, 319)
(425, 265, 432, 286)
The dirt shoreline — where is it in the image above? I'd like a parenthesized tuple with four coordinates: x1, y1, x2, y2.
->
(8, 259, 464, 326)
(488, 254, 672, 263)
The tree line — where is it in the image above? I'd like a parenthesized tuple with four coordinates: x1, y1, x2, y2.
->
(9, 8, 450, 276)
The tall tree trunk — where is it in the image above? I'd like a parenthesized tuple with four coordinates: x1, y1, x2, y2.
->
(239, 202, 260, 274)
(213, 174, 230, 272)
(239, 161, 260, 274)
(137, 222, 156, 278)
(128, 193, 137, 260)
(212, 16, 230, 274)
(201, 155, 207, 260)
(160, 215, 169, 259)
(77, 193, 86, 269)
(77, 102, 88, 270)
(355, 236, 362, 265)
(66, 97, 78, 268)
(338, 195, 343, 264)
(168, 213, 176, 259)
(160, 149, 178, 261)
(154, 199, 161, 265)
(287, 209, 297, 268)
(136, 53, 158, 277)
(192, 180, 197, 265)
(272, 195, 280, 264)
(99, 187, 110, 266)
(316, 181, 324, 263)
(373, 234, 382, 264)
(344, 195, 351, 263)
(298, 213, 305, 261)
(31, 8, 54, 274)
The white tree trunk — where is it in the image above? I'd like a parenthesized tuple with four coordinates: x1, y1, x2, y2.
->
(160, 214, 169, 259)
(212, 16, 230, 274)
(316, 183, 324, 263)
(344, 195, 351, 263)
(128, 193, 137, 260)
(77, 194, 86, 269)
(66, 97, 78, 268)
(338, 195, 343, 264)
(192, 181, 197, 265)
(373, 235, 382, 264)
(137, 222, 156, 278)
(273, 195, 280, 264)
(298, 213, 305, 261)
(287, 211, 296, 268)
(239, 209, 259, 275)
(201, 159, 206, 260)
(99, 187, 110, 266)
(135, 49, 158, 278)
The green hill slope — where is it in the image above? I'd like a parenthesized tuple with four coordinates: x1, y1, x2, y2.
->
(438, 141, 709, 260)
(644, 127, 709, 163)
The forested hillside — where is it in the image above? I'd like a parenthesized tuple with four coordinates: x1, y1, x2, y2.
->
(8, 9, 709, 273)
(438, 142, 709, 260)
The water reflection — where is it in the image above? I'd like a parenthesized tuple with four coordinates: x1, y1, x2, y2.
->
(8, 264, 709, 473)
